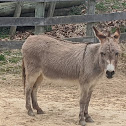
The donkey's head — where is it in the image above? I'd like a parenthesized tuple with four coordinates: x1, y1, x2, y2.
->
(93, 27, 121, 79)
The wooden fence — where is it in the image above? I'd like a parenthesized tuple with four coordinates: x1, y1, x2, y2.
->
(0, 0, 126, 50)
(1, 12, 126, 26)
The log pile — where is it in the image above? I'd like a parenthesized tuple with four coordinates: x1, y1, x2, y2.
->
(0, 1, 84, 17)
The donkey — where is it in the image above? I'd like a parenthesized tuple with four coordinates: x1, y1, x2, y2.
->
(22, 27, 121, 126)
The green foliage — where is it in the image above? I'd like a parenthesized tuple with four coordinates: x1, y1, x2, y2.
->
(2, 77, 6, 80)
(111, 27, 126, 34)
(0, 54, 6, 61)
(105, 0, 111, 3)
(3, 50, 11, 56)
(111, 4, 120, 9)
(5, 65, 21, 74)
(0, 50, 22, 75)
(122, 2, 126, 8)
(105, 0, 119, 3)
(9, 56, 22, 63)
(0, 27, 10, 39)
(69, 6, 82, 15)
(45, 26, 52, 32)
(111, 27, 117, 33)
(96, 2, 107, 12)
(96, 0, 125, 13)
(0, 61, 6, 66)
(120, 26, 126, 33)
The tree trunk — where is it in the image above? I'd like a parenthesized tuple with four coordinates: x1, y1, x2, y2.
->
(46, 2, 56, 31)
(9, 2, 23, 38)
(0, 1, 84, 17)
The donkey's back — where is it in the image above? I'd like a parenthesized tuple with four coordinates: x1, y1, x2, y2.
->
(22, 35, 87, 79)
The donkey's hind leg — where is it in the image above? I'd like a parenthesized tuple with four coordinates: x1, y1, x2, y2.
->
(26, 73, 40, 116)
(31, 74, 44, 114)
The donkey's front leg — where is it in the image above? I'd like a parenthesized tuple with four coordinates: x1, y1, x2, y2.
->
(79, 84, 89, 126)
(84, 89, 94, 123)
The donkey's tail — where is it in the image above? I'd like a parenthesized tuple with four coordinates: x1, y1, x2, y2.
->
(22, 58, 26, 95)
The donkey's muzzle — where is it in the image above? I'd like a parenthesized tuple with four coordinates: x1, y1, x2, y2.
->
(106, 70, 115, 79)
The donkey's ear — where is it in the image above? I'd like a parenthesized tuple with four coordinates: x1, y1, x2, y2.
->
(93, 26, 106, 43)
(113, 27, 120, 40)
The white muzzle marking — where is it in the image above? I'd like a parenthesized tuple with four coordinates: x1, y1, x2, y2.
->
(107, 64, 115, 72)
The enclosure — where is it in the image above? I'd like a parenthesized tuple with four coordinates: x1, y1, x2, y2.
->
(0, 0, 126, 126)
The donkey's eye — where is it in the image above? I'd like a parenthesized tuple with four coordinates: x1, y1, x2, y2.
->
(115, 52, 119, 56)
(101, 52, 106, 56)
(114, 35, 118, 39)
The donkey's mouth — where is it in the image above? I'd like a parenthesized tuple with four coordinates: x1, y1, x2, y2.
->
(106, 71, 115, 79)
(106, 75, 113, 79)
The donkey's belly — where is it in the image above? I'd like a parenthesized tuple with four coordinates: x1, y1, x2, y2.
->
(42, 67, 79, 80)
(41, 67, 79, 85)
(43, 75, 79, 86)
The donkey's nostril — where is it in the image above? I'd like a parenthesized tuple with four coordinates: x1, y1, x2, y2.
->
(106, 70, 115, 79)
(111, 71, 115, 76)
(106, 70, 109, 75)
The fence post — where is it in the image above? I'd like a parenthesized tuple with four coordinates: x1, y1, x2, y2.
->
(9, 2, 23, 39)
(35, 2, 46, 35)
(86, 0, 96, 37)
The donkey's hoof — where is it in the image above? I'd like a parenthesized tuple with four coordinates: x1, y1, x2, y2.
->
(79, 120, 86, 126)
(85, 116, 94, 123)
(28, 110, 35, 116)
(37, 109, 45, 114)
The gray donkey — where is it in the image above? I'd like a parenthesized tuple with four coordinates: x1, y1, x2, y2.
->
(22, 27, 121, 126)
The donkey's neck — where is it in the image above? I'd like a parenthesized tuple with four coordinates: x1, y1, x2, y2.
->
(93, 44, 103, 76)
(86, 43, 103, 76)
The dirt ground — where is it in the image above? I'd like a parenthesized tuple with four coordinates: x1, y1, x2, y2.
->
(0, 71, 126, 126)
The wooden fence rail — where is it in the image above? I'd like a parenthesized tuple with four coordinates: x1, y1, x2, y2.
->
(0, 12, 126, 26)
(0, 32, 126, 50)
